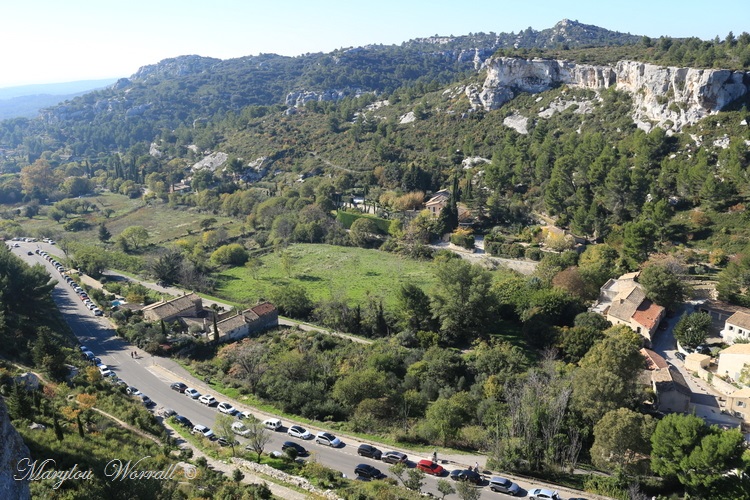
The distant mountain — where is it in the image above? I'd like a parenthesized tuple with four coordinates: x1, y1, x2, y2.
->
(0, 79, 117, 119)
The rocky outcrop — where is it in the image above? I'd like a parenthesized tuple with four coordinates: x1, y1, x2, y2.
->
(0, 398, 31, 500)
(285, 89, 351, 108)
(473, 57, 750, 131)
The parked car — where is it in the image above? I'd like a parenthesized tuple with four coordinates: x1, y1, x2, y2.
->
(488, 476, 521, 495)
(192, 424, 215, 440)
(138, 394, 154, 407)
(170, 382, 187, 393)
(281, 441, 308, 456)
(126, 386, 140, 396)
(173, 415, 192, 428)
(287, 425, 312, 439)
(354, 463, 382, 479)
(217, 437, 239, 447)
(529, 488, 561, 500)
(315, 431, 341, 447)
(675, 352, 686, 362)
(381, 451, 408, 464)
(185, 388, 201, 399)
(263, 418, 282, 431)
(236, 410, 252, 420)
(198, 394, 217, 406)
(450, 468, 483, 485)
(416, 460, 445, 476)
(217, 402, 237, 415)
(231, 421, 250, 436)
(357, 443, 382, 460)
(156, 407, 176, 418)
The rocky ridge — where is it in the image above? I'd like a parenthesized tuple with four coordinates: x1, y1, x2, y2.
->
(0, 398, 31, 500)
(470, 57, 750, 131)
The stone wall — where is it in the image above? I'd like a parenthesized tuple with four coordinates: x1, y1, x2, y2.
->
(232, 457, 343, 500)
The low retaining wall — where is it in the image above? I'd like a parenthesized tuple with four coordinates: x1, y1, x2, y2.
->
(232, 457, 343, 500)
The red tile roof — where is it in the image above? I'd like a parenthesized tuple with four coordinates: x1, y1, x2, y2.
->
(632, 300, 664, 332)
(250, 302, 277, 317)
(640, 348, 668, 370)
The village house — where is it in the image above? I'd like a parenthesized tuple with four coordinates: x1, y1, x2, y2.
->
(725, 387, 750, 430)
(425, 190, 450, 217)
(142, 292, 203, 323)
(717, 343, 750, 382)
(720, 310, 750, 345)
(598, 272, 666, 345)
(641, 348, 691, 414)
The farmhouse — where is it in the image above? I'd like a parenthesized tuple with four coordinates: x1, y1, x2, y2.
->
(214, 302, 279, 341)
(425, 190, 450, 217)
(142, 293, 203, 323)
(600, 273, 665, 345)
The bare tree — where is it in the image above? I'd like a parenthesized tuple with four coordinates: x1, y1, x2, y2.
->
(245, 418, 271, 463)
(229, 342, 269, 394)
(215, 414, 237, 456)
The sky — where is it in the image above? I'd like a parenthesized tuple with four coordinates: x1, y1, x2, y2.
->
(1, 0, 748, 89)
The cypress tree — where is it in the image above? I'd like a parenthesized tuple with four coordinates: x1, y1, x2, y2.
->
(77, 413, 85, 438)
(53, 412, 63, 441)
(213, 313, 219, 342)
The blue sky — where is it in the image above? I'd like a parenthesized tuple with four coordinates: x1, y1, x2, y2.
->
(2, 0, 748, 88)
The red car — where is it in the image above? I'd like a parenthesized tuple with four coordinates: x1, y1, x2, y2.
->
(416, 459, 445, 476)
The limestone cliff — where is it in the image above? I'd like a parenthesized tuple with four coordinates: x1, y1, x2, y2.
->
(0, 398, 31, 500)
(471, 57, 750, 131)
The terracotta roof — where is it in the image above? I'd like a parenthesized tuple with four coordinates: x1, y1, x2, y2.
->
(250, 302, 277, 317)
(641, 348, 668, 370)
(726, 311, 750, 331)
(242, 309, 260, 322)
(632, 300, 665, 331)
(142, 293, 201, 320)
(720, 343, 750, 355)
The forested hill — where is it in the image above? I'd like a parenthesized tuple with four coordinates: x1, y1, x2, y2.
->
(0, 20, 643, 154)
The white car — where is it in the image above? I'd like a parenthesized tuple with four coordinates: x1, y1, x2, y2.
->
(231, 421, 250, 436)
(315, 431, 341, 447)
(217, 402, 236, 415)
(192, 424, 215, 440)
(198, 394, 216, 406)
(287, 425, 312, 439)
(185, 388, 201, 399)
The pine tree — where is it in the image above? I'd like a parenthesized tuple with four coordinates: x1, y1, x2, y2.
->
(6, 383, 32, 420)
(98, 223, 111, 242)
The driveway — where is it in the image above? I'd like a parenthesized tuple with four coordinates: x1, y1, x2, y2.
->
(650, 303, 742, 428)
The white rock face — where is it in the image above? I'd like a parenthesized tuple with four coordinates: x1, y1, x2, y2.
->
(399, 111, 417, 124)
(0, 399, 31, 500)
(477, 57, 750, 131)
(503, 113, 529, 134)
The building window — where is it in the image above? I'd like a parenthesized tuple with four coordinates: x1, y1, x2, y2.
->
(728, 325, 734, 331)
(738, 401, 746, 408)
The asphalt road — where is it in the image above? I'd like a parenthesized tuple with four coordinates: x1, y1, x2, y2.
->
(8, 239, 596, 500)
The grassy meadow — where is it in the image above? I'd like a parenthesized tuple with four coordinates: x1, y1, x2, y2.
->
(215, 243, 438, 309)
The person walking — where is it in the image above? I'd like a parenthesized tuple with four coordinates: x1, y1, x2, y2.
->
(474, 461, 480, 472)
(432, 451, 438, 463)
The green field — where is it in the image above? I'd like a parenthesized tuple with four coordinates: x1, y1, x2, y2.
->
(15, 192, 239, 247)
(215, 243, 438, 309)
